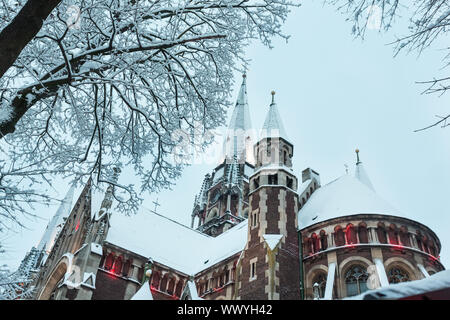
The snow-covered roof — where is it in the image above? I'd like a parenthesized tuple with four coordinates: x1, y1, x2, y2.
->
(263, 234, 283, 251)
(298, 174, 407, 229)
(346, 269, 450, 300)
(37, 185, 75, 254)
(106, 208, 248, 275)
(354, 158, 374, 191)
(260, 92, 289, 142)
(131, 281, 153, 300)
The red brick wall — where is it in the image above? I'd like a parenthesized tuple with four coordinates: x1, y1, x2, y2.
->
(92, 269, 128, 300)
(238, 186, 300, 300)
(276, 189, 301, 300)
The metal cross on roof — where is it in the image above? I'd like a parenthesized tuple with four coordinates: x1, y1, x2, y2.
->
(152, 198, 160, 213)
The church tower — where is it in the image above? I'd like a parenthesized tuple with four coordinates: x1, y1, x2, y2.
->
(237, 91, 301, 300)
(191, 74, 255, 236)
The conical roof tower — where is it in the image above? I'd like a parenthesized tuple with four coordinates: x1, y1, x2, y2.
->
(223, 74, 255, 165)
(260, 91, 289, 143)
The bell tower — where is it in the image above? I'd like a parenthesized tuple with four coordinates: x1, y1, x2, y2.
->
(191, 74, 255, 236)
(236, 91, 300, 300)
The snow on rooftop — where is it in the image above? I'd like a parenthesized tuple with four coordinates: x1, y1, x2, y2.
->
(355, 161, 374, 191)
(263, 234, 283, 251)
(198, 220, 248, 273)
(131, 281, 153, 300)
(346, 269, 450, 300)
(106, 208, 248, 275)
(298, 174, 408, 229)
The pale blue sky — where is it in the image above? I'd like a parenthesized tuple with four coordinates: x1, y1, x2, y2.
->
(3, 2, 450, 271)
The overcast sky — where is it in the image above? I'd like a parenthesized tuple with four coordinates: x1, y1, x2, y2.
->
(2, 2, 450, 271)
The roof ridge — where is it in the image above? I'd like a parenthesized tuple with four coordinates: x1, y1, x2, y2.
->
(141, 206, 212, 238)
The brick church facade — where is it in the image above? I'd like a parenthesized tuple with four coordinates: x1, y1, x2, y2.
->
(21, 75, 444, 300)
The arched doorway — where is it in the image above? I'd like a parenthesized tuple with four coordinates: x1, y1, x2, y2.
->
(38, 257, 70, 300)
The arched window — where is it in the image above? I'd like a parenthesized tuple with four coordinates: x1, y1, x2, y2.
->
(175, 280, 184, 297)
(422, 236, 430, 254)
(219, 273, 224, 287)
(334, 226, 345, 247)
(345, 265, 369, 297)
(268, 174, 278, 185)
(167, 278, 176, 295)
(387, 267, 410, 284)
(160, 274, 169, 292)
(429, 241, 437, 257)
(346, 224, 357, 244)
(312, 273, 327, 299)
(319, 230, 328, 251)
(399, 226, 411, 247)
(377, 222, 387, 244)
(287, 176, 293, 189)
(311, 233, 320, 253)
(416, 232, 424, 251)
(302, 198, 306, 205)
(114, 256, 123, 275)
(151, 271, 161, 289)
(122, 260, 131, 277)
(303, 237, 313, 255)
(388, 224, 398, 245)
(358, 223, 368, 243)
(137, 267, 144, 282)
(104, 253, 115, 271)
(253, 177, 259, 189)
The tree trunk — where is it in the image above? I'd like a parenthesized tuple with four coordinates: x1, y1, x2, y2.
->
(0, 0, 61, 79)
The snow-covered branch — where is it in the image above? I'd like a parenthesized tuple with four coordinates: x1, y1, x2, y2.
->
(0, 0, 295, 223)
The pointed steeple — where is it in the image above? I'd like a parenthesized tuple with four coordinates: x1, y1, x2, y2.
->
(223, 73, 255, 164)
(260, 91, 289, 142)
(37, 184, 75, 254)
(354, 148, 375, 191)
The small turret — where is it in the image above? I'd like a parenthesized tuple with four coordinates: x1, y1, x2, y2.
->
(238, 91, 300, 300)
(254, 91, 293, 170)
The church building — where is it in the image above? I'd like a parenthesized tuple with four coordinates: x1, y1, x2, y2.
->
(23, 75, 445, 300)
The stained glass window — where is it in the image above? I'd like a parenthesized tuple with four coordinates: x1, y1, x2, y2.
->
(388, 267, 410, 284)
(345, 265, 369, 297)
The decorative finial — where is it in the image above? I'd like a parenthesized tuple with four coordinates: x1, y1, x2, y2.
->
(271, 90, 275, 104)
(355, 148, 360, 164)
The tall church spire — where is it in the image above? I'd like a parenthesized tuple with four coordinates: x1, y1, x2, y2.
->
(354, 148, 375, 191)
(37, 184, 75, 254)
(260, 91, 289, 142)
(223, 74, 255, 165)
